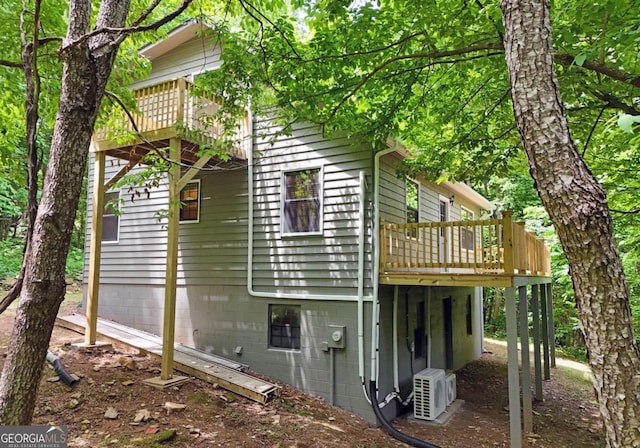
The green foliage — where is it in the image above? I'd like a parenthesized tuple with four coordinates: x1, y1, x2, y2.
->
(0, 239, 24, 279)
(0, 238, 83, 281)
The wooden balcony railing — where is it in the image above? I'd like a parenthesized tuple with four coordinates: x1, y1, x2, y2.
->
(380, 211, 551, 277)
(95, 78, 250, 160)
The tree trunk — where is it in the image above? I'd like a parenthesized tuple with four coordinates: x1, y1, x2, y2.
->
(501, 0, 640, 446)
(0, 0, 131, 424)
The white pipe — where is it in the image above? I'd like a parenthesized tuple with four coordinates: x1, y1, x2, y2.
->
(246, 123, 373, 302)
(427, 287, 432, 368)
(357, 171, 366, 381)
(393, 285, 400, 393)
(370, 143, 400, 394)
(246, 124, 373, 406)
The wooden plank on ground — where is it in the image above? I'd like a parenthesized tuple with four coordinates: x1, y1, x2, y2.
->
(56, 314, 280, 404)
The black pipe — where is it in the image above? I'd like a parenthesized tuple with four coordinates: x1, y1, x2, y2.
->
(46, 351, 78, 386)
(369, 380, 441, 448)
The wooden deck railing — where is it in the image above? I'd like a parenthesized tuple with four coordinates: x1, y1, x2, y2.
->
(95, 78, 250, 159)
(380, 211, 551, 277)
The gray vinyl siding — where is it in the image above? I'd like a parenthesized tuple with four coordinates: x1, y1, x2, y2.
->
(83, 156, 248, 286)
(377, 152, 483, 224)
(251, 119, 374, 297)
(131, 34, 222, 89)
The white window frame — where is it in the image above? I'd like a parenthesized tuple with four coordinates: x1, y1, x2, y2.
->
(179, 179, 201, 224)
(438, 195, 451, 264)
(460, 206, 475, 221)
(460, 206, 475, 252)
(102, 190, 121, 244)
(280, 167, 323, 237)
(405, 179, 420, 223)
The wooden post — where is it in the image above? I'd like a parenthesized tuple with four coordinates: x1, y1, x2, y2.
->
(531, 284, 543, 400)
(540, 282, 551, 380)
(546, 282, 557, 368)
(161, 138, 181, 381)
(502, 211, 514, 276)
(505, 286, 522, 448)
(519, 286, 533, 433)
(85, 149, 105, 346)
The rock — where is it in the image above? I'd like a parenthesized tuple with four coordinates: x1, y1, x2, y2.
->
(121, 380, 134, 386)
(71, 392, 82, 399)
(68, 399, 80, 409)
(134, 409, 151, 423)
(164, 402, 187, 412)
(118, 356, 137, 370)
(46, 376, 60, 382)
(104, 407, 118, 419)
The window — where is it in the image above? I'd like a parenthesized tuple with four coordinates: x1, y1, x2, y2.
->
(269, 305, 301, 350)
(282, 168, 322, 235)
(102, 191, 120, 242)
(180, 180, 200, 223)
(460, 207, 475, 251)
(406, 180, 419, 224)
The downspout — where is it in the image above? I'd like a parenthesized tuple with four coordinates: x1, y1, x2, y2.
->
(370, 145, 397, 393)
(46, 351, 78, 386)
(246, 122, 371, 403)
(393, 285, 400, 393)
(357, 171, 366, 386)
(371, 144, 442, 448)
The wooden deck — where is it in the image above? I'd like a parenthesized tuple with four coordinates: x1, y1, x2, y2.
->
(380, 211, 552, 287)
(93, 78, 251, 164)
(56, 314, 281, 404)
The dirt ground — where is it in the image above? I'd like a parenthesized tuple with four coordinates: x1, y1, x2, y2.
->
(0, 292, 604, 448)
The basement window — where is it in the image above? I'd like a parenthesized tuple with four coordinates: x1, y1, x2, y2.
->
(269, 305, 301, 350)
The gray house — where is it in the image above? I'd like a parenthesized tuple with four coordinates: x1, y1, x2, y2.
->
(82, 20, 553, 445)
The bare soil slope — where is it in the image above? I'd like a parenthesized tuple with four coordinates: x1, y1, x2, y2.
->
(0, 293, 604, 448)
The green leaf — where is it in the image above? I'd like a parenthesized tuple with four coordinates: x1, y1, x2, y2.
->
(617, 114, 640, 133)
(574, 54, 587, 66)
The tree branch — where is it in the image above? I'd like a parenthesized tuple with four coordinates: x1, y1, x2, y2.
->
(0, 60, 23, 69)
(555, 53, 640, 88)
(590, 90, 640, 115)
(60, 0, 195, 54)
(322, 44, 504, 125)
(581, 106, 606, 157)
(610, 208, 640, 215)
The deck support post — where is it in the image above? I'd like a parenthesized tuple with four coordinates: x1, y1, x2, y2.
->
(540, 283, 551, 380)
(530, 284, 543, 400)
(505, 286, 522, 448)
(85, 149, 105, 346)
(546, 282, 556, 368)
(160, 138, 181, 381)
(519, 286, 533, 433)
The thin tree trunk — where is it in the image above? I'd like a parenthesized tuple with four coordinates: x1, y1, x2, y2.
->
(0, 0, 131, 424)
(501, 0, 640, 446)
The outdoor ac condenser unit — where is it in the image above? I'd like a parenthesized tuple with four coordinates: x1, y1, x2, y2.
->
(413, 368, 446, 420)
(445, 372, 457, 406)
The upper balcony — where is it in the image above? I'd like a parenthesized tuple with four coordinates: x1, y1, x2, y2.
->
(93, 78, 250, 165)
(380, 211, 552, 288)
